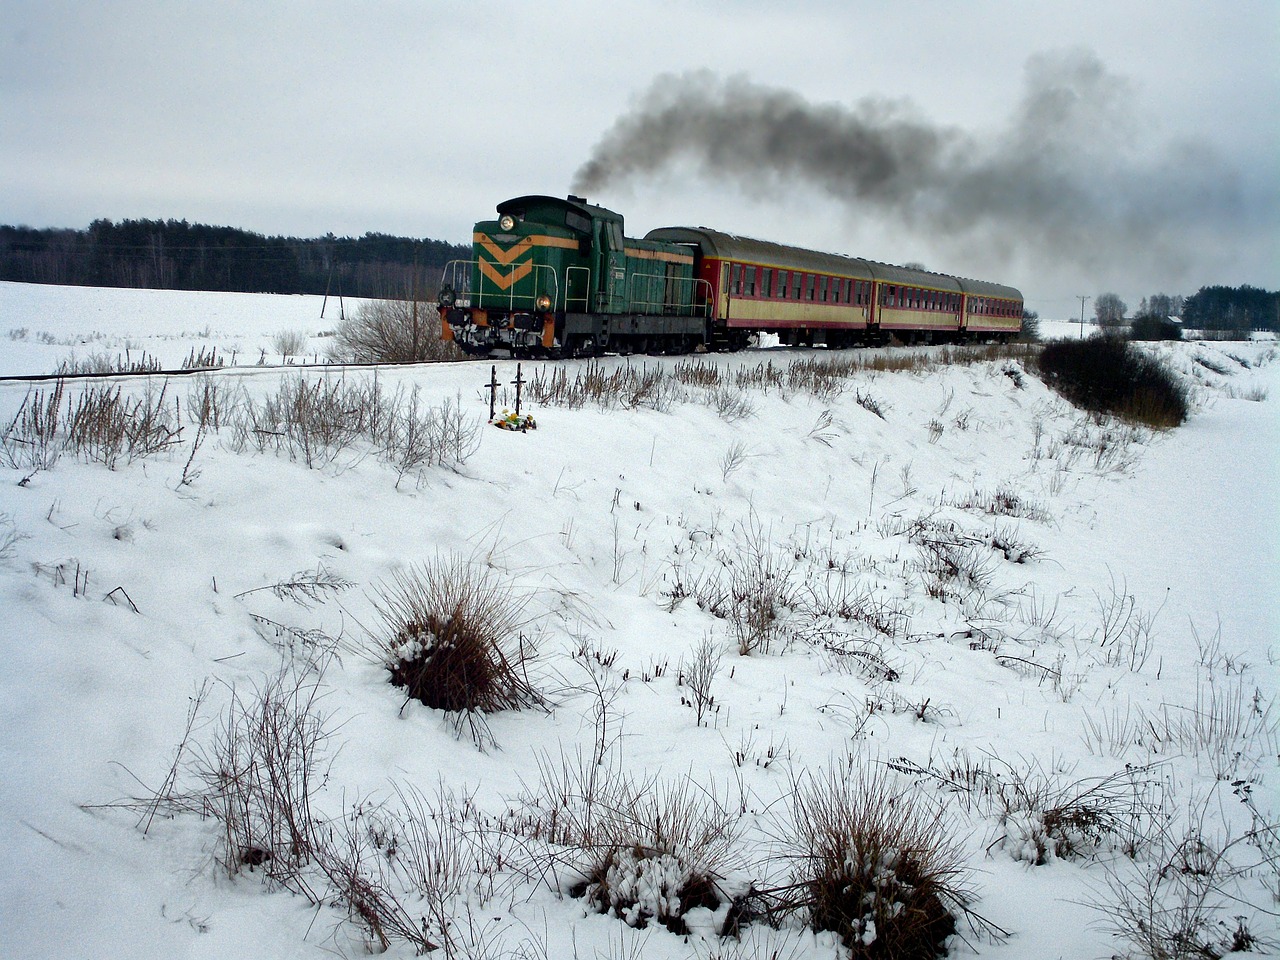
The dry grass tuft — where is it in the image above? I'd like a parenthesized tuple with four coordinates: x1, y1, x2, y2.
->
(775, 756, 997, 958)
(513, 752, 741, 934)
(372, 556, 541, 743)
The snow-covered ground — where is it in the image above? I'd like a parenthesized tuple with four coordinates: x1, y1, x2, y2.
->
(0, 280, 372, 375)
(0, 283, 1276, 960)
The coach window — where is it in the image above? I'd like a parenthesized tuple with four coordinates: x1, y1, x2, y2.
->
(745, 266, 757, 297)
(792, 272, 803, 299)
(817, 276, 827, 302)
(761, 269, 773, 298)
(806, 275, 816, 301)
(777, 270, 789, 298)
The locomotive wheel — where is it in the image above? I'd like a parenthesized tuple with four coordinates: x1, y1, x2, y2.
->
(568, 335, 599, 358)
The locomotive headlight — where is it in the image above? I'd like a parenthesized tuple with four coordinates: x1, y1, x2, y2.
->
(536, 294, 552, 311)
(498, 214, 517, 231)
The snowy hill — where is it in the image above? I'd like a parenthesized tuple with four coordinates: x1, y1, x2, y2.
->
(1, 282, 1276, 960)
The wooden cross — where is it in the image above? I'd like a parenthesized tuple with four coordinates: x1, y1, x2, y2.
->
(511, 363, 525, 417)
(486, 365, 499, 421)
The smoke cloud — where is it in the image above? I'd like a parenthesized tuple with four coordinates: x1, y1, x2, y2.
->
(573, 50, 1244, 286)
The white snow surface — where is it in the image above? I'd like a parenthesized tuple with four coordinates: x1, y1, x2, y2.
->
(0, 282, 1277, 959)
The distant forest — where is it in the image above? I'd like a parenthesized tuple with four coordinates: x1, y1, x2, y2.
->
(0, 219, 470, 299)
(1180, 284, 1280, 333)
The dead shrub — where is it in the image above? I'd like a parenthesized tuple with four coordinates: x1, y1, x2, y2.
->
(271, 329, 308, 358)
(226, 374, 480, 478)
(183, 664, 332, 885)
(987, 761, 1167, 865)
(1037, 336, 1189, 429)
(328, 297, 465, 364)
(2, 380, 64, 471)
(314, 783, 473, 955)
(48, 380, 182, 468)
(372, 556, 541, 744)
(695, 520, 798, 656)
(52, 350, 162, 375)
(515, 752, 740, 934)
(1092, 811, 1277, 960)
(948, 485, 1052, 523)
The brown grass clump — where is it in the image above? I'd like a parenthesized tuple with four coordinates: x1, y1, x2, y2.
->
(373, 556, 541, 742)
(780, 757, 994, 958)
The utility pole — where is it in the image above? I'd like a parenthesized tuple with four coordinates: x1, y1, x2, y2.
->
(1077, 296, 1091, 339)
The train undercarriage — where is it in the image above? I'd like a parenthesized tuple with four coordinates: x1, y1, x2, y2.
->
(442, 306, 1013, 359)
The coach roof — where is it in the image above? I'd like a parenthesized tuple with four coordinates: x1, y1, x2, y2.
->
(645, 226, 1020, 300)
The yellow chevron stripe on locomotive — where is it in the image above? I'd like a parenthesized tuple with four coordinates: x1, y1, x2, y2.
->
(471, 230, 579, 301)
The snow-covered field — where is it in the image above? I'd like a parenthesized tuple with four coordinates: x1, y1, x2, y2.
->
(0, 280, 374, 375)
(1, 282, 1276, 960)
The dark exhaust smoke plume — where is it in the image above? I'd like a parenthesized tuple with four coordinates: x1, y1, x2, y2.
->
(573, 50, 1242, 284)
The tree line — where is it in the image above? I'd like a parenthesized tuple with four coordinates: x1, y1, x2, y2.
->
(0, 219, 470, 299)
(1095, 285, 1278, 334)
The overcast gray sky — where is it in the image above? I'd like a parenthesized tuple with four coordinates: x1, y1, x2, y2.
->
(3, 1, 1277, 316)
